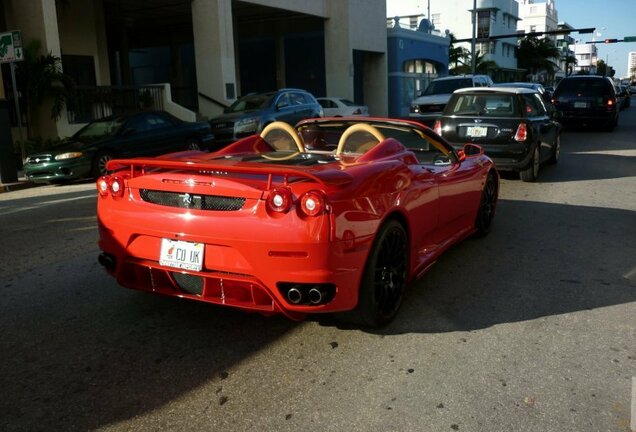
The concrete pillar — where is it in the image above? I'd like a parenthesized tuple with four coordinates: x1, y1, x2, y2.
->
(192, 0, 237, 119)
(4, 0, 63, 139)
(324, 2, 353, 101)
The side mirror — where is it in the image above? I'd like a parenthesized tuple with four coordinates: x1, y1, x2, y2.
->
(457, 150, 466, 162)
(461, 143, 484, 158)
(121, 127, 135, 136)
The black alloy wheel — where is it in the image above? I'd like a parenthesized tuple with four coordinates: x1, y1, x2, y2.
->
(185, 138, 201, 151)
(92, 150, 114, 178)
(338, 220, 409, 328)
(475, 172, 497, 236)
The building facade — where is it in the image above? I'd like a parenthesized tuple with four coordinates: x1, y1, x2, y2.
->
(416, 0, 522, 81)
(628, 51, 636, 78)
(517, 0, 558, 42)
(571, 42, 597, 75)
(555, 21, 575, 80)
(0, 0, 388, 142)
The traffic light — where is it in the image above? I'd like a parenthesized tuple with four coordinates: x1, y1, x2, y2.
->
(605, 38, 618, 43)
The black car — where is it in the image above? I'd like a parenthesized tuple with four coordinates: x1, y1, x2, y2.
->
(615, 84, 631, 110)
(551, 76, 618, 131)
(434, 87, 561, 182)
(24, 111, 215, 183)
(209, 88, 323, 145)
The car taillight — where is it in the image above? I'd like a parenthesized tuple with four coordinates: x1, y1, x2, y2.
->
(299, 191, 326, 217)
(606, 98, 615, 108)
(267, 187, 292, 213)
(97, 176, 110, 197)
(109, 176, 125, 198)
(352, 108, 361, 115)
(433, 120, 442, 136)
(97, 175, 126, 198)
(514, 123, 527, 142)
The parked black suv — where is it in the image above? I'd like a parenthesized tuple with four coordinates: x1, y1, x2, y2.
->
(209, 89, 323, 145)
(551, 76, 618, 131)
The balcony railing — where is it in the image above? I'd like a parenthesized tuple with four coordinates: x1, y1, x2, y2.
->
(68, 85, 165, 124)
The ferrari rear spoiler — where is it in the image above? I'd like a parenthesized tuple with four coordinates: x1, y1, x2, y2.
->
(106, 157, 353, 188)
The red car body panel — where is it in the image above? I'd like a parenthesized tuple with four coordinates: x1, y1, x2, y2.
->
(97, 118, 497, 320)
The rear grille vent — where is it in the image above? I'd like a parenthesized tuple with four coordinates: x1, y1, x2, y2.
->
(140, 189, 245, 211)
(172, 272, 203, 295)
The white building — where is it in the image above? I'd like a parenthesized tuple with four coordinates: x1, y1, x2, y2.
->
(555, 21, 575, 79)
(517, 0, 558, 43)
(628, 52, 636, 78)
(400, 0, 522, 80)
(571, 43, 597, 75)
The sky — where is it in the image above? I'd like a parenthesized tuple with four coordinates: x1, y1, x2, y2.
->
(386, 0, 636, 78)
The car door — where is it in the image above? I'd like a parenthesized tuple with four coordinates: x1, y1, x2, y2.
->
(273, 93, 297, 125)
(290, 92, 315, 123)
(523, 93, 557, 162)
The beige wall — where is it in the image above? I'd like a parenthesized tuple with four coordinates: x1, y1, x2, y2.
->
(325, 0, 387, 116)
(242, 0, 327, 18)
(192, 0, 238, 118)
(56, 0, 110, 85)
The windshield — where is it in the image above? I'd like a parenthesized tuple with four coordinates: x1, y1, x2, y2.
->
(555, 79, 611, 97)
(226, 93, 274, 113)
(447, 94, 517, 117)
(424, 78, 473, 95)
(74, 117, 125, 140)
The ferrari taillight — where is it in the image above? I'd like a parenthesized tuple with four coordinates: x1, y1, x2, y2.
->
(97, 176, 109, 197)
(267, 187, 292, 213)
(97, 175, 126, 198)
(299, 190, 326, 217)
(514, 123, 528, 142)
(433, 120, 442, 136)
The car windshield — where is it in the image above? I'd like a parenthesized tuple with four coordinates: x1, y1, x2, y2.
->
(74, 117, 125, 140)
(423, 78, 473, 95)
(556, 79, 610, 97)
(447, 94, 517, 117)
(226, 93, 274, 113)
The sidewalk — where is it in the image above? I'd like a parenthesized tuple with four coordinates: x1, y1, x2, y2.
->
(0, 171, 38, 193)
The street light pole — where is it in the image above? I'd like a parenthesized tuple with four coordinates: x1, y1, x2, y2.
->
(471, 0, 477, 75)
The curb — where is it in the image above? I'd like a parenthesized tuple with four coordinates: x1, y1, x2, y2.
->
(0, 180, 38, 194)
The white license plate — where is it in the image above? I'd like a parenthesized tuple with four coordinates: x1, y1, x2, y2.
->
(574, 101, 589, 108)
(467, 126, 488, 137)
(159, 239, 204, 271)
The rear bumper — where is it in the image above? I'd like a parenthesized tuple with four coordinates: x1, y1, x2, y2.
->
(450, 142, 533, 171)
(24, 158, 92, 183)
(97, 196, 371, 316)
(554, 109, 617, 126)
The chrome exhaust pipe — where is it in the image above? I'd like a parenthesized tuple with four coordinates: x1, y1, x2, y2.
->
(308, 287, 324, 305)
(287, 287, 303, 304)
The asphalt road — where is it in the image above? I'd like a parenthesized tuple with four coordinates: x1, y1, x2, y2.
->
(1, 106, 635, 432)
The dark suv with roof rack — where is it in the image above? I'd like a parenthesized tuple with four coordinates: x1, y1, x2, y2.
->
(551, 76, 619, 131)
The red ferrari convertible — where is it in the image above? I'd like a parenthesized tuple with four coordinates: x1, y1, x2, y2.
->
(97, 118, 498, 327)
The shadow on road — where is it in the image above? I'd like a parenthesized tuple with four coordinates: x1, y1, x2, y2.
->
(374, 199, 636, 335)
(0, 257, 298, 431)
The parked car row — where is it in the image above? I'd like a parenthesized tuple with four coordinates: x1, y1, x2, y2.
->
(24, 88, 371, 184)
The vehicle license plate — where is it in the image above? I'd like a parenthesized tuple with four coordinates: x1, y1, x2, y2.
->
(159, 239, 204, 271)
(574, 101, 588, 108)
(467, 126, 488, 137)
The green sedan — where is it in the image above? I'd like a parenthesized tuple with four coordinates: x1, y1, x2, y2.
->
(24, 111, 215, 184)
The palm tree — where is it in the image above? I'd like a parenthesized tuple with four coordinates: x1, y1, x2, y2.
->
(562, 54, 577, 76)
(15, 39, 77, 136)
(517, 36, 560, 81)
(451, 50, 499, 75)
(448, 33, 470, 74)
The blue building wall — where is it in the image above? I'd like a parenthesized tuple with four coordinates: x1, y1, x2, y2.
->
(387, 22, 450, 118)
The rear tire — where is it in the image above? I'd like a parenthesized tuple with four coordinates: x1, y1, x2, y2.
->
(185, 138, 201, 151)
(336, 220, 409, 328)
(92, 151, 114, 178)
(475, 172, 497, 237)
(547, 134, 560, 165)
(519, 145, 539, 182)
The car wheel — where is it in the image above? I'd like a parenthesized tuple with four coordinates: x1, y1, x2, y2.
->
(475, 172, 497, 237)
(92, 151, 114, 178)
(547, 134, 560, 165)
(185, 138, 201, 151)
(519, 145, 539, 182)
(336, 220, 409, 328)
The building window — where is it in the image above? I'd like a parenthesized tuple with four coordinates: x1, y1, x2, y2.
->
(477, 11, 491, 39)
(530, 25, 536, 33)
(403, 59, 436, 74)
(490, 42, 496, 54)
